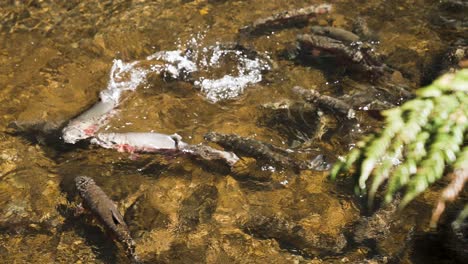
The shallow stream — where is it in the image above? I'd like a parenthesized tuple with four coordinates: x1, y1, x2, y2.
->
(0, 1, 466, 263)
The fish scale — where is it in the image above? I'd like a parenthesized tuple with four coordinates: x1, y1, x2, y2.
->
(75, 176, 138, 262)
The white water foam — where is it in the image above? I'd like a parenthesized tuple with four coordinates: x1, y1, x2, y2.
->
(147, 50, 198, 79)
(193, 45, 271, 102)
(100, 60, 153, 104)
(100, 38, 270, 104)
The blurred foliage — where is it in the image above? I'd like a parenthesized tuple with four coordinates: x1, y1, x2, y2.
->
(331, 69, 468, 226)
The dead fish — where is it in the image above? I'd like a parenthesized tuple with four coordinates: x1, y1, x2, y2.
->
(239, 4, 332, 36)
(292, 86, 356, 119)
(62, 101, 117, 144)
(310, 26, 361, 43)
(204, 132, 327, 171)
(182, 144, 240, 166)
(75, 176, 138, 261)
(297, 33, 386, 74)
(91, 132, 184, 153)
(91, 132, 239, 166)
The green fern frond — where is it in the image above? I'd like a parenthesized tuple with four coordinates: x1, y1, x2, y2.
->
(330, 69, 468, 226)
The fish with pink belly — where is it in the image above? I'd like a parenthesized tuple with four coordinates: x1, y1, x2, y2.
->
(62, 101, 117, 144)
(91, 132, 239, 166)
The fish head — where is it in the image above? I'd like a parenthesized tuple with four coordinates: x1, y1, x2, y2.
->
(62, 121, 96, 144)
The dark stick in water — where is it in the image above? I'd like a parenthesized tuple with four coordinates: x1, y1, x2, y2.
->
(75, 176, 138, 262)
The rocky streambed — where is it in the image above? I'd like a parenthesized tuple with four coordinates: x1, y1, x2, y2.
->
(0, 0, 466, 263)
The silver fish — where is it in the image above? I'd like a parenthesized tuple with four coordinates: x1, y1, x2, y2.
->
(62, 101, 117, 144)
(91, 132, 239, 165)
(91, 132, 185, 153)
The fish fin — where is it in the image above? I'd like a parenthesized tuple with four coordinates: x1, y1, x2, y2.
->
(110, 207, 125, 226)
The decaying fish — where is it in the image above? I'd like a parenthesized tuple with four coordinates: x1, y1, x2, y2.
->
(75, 176, 137, 261)
(91, 132, 184, 153)
(297, 33, 386, 74)
(239, 4, 332, 36)
(296, 26, 414, 101)
(182, 143, 240, 166)
(91, 132, 239, 166)
(310, 26, 361, 43)
(62, 101, 117, 144)
(293, 86, 356, 119)
(204, 132, 327, 171)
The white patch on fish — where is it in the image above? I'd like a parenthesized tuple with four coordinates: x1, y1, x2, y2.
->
(62, 101, 117, 144)
(91, 132, 185, 153)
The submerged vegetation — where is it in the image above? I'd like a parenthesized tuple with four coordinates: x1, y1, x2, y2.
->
(331, 69, 468, 227)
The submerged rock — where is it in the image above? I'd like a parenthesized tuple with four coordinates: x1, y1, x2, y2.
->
(258, 99, 321, 145)
(177, 184, 219, 232)
(0, 233, 59, 263)
(243, 212, 347, 256)
(353, 200, 400, 243)
(0, 134, 65, 232)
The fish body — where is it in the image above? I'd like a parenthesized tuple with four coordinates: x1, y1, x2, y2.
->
(240, 4, 332, 35)
(62, 101, 117, 144)
(204, 132, 313, 170)
(310, 26, 361, 43)
(292, 86, 355, 118)
(297, 33, 385, 74)
(75, 176, 137, 260)
(91, 132, 239, 166)
(181, 144, 240, 166)
(91, 132, 185, 153)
